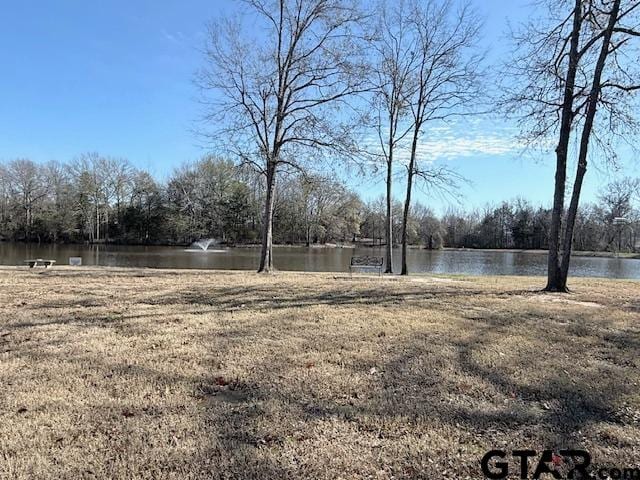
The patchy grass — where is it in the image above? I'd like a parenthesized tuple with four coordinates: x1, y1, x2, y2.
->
(0, 267, 639, 479)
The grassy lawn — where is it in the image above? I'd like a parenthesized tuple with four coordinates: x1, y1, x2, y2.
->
(1, 267, 639, 479)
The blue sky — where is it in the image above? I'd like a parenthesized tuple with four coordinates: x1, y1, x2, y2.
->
(0, 0, 637, 214)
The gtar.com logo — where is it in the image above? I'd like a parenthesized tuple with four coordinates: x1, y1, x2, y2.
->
(481, 450, 640, 479)
(481, 449, 589, 479)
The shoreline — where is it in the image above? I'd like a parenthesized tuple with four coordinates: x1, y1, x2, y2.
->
(2, 239, 638, 259)
(441, 247, 640, 259)
(1, 265, 637, 282)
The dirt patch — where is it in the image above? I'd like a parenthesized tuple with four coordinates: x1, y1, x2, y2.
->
(530, 295, 604, 308)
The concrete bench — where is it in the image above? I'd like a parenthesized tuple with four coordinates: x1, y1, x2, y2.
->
(349, 255, 383, 276)
(24, 259, 56, 269)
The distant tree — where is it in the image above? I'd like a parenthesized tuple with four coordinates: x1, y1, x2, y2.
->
(599, 177, 640, 222)
(0, 164, 14, 238)
(359, 196, 387, 246)
(7, 159, 48, 241)
(271, 173, 362, 245)
(110, 158, 135, 236)
(413, 204, 444, 249)
(598, 177, 640, 250)
(42, 161, 74, 242)
(165, 157, 243, 243)
(69, 153, 112, 242)
(572, 203, 605, 251)
(511, 199, 534, 249)
(441, 208, 480, 248)
(332, 190, 363, 243)
(126, 171, 164, 243)
(221, 182, 253, 244)
(166, 163, 206, 243)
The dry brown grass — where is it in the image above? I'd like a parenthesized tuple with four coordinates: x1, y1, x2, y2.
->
(0, 267, 639, 479)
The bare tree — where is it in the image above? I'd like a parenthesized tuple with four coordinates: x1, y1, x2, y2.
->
(43, 160, 73, 242)
(559, 0, 640, 287)
(130, 170, 162, 243)
(503, 0, 640, 291)
(371, 0, 417, 273)
(598, 177, 640, 223)
(598, 177, 640, 249)
(7, 159, 48, 241)
(399, 0, 483, 275)
(0, 164, 11, 234)
(110, 158, 134, 231)
(198, 0, 368, 272)
(70, 153, 112, 243)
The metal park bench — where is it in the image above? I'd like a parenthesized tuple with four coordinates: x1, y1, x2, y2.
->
(349, 255, 384, 276)
(24, 259, 56, 269)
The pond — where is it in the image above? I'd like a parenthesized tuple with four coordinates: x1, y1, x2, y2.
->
(1, 242, 639, 279)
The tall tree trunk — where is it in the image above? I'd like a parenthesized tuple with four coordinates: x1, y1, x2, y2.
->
(400, 175, 412, 275)
(258, 163, 276, 273)
(545, 0, 583, 292)
(559, 0, 620, 289)
(547, 153, 568, 290)
(401, 131, 419, 275)
(95, 202, 100, 243)
(559, 163, 586, 288)
(146, 200, 151, 243)
(305, 204, 311, 247)
(25, 196, 31, 241)
(384, 156, 393, 274)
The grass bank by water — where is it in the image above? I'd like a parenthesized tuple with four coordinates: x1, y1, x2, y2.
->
(1, 267, 639, 478)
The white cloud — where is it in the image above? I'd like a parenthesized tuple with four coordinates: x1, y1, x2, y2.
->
(161, 29, 186, 45)
(365, 120, 524, 164)
(414, 133, 521, 160)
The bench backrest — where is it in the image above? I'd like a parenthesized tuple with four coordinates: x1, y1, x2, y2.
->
(350, 255, 384, 267)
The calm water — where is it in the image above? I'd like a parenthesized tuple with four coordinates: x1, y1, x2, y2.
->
(1, 242, 639, 279)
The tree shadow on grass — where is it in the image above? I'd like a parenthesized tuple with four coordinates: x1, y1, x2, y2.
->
(189, 306, 639, 478)
(141, 284, 537, 312)
(3, 277, 639, 479)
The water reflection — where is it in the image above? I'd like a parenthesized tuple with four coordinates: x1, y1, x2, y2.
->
(0, 243, 638, 279)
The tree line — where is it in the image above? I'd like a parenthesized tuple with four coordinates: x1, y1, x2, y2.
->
(1, 155, 637, 253)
